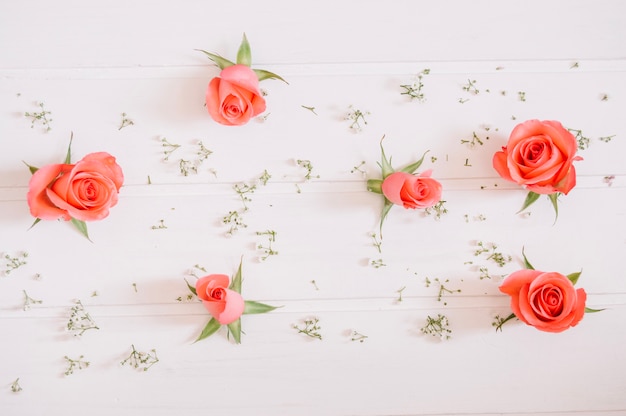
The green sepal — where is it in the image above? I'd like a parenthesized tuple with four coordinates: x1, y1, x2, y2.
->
(366, 179, 383, 194)
(378, 136, 394, 179)
(379, 199, 394, 236)
(584, 307, 605, 313)
(64, 132, 74, 164)
(70, 218, 91, 241)
(185, 279, 197, 296)
(227, 318, 242, 344)
(521, 247, 535, 270)
(194, 317, 221, 343)
(399, 151, 429, 174)
(196, 49, 235, 70)
(548, 193, 560, 223)
(236, 33, 252, 66)
(253, 68, 288, 84)
(243, 300, 280, 315)
(23, 161, 39, 174)
(28, 217, 42, 230)
(517, 191, 540, 214)
(566, 270, 582, 286)
(229, 257, 243, 294)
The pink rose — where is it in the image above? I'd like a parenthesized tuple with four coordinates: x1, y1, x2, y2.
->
(492, 119, 582, 195)
(195, 274, 245, 325)
(205, 64, 266, 126)
(27, 152, 124, 222)
(499, 269, 586, 333)
(381, 170, 442, 209)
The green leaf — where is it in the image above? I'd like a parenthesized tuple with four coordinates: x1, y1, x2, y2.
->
(379, 199, 394, 236)
(521, 247, 535, 270)
(399, 151, 429, 174)
(548, 193, 560, 223)
(366, 179, 383, 194)
(567, 270, 582, 286)
(379, 136, 394, 179)
(253, 69, 289, 84)
(584, 307, 605, 313)
(243, 300, 280, 315)
(517, 191, 540, 214)
(23, 161, 39, 174)
(236, 33, 252, 66)
(196, 49, 235, 70)
(28, 217, 42, 230)
(227, 318, 242, 344)
(70, 218, 91, 241)
(194, 318, 221, 343)
(229, 257, 243, 294)
(64, 132, 74, 164)
(185, 279, 197, 296)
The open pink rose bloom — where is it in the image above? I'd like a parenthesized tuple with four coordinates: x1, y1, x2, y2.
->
(499, 269, 586, 333)
(381, 170, 442, 209)
(205, 64, 266, 126)
(492, 119, 582, 195)
(195, 274, 245, 325)
(27, 152, 124, 222)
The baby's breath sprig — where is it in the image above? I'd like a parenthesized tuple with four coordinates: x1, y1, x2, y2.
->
(345, 105, 370, 132)
(492, 313, 517, 332)
(370, 232, 383, 253)
(517, 91, 527, 102)
(310, 280, 319, 290)
(301, 105, 318, 115)
(460, 131, 487, 148)
(223, 210, 247, 236)
(175, 293, 195, 302)
(351, 161, 366, 175)
(371, 258, 386, 268)
(603, 175, 615, 187)
(350, 330, 369, 343)
(293, 318, 322, 340)
(3, 252, 28, 276)
(400, 68, 430, 102)
(187, 264, 207, 279)
(196, 141, 213, 162)
(120, 345, 159, 372)
(296, 159, 320, 181)
(599, 135, 615, 143)
(151, 219, 167, 230)
(259, 169, 272, 185)
(462, 79, 479, 95)
(423, 200, 448, 220)
(118, 113, 134, 130)
(179, 159, 198, 176)
(11, 378, 22, 393)
(233, 182, 257, 209)
(474, 241, 512, 267)
(160, 137, 181, 161)
(66, 300, 99, 336)
(426, 277, 461, 305)
(256, 230, 278, 261)
(22, 290, 42, 311)
(63, 355, 90, 376)
(24, 102, 53, 132)
(396, 286, 406, 303)
(421, 314, 451, 340)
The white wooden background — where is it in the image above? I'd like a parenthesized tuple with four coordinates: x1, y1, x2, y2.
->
(1, 1, 625, 415)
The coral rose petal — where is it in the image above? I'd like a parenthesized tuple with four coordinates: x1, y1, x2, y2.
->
(215, 289, 245, 325)
(27, 164, 73, 221)
(220, 64, 262, 95)
(195, 274, 230, 301)
(381, 172, 408, 206)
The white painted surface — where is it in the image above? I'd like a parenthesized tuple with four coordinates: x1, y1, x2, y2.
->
(1, 1, 625, 415)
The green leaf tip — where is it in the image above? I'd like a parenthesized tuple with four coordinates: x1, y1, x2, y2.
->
(185, 279, 197, 296)
(230, 257, 243, 294)
(243, 300, 281, 315)
(566, 270, 582, 286)
(196, 49, 235, 70)
(399, 150, 429, 174)
(23, 160, 39, 174)
(254, 68, 288, 84)
(194, 318, 221, 343)
(378, 135, 394, 179)
(227, 319, 242, 344)
(64, 132, 74, 164)
(70, 218, 91, 242)
(236, 33, 252, 67)
(584, 306, 605, 313)
(517, 191, 540, 214)
(521, 247, 535, 270)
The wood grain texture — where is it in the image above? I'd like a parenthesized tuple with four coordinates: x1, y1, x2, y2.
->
(1, 1, 625, 415)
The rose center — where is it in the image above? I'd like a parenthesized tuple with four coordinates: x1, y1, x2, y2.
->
(532, 285, 564, 318)
(209, 287, 226, 301)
